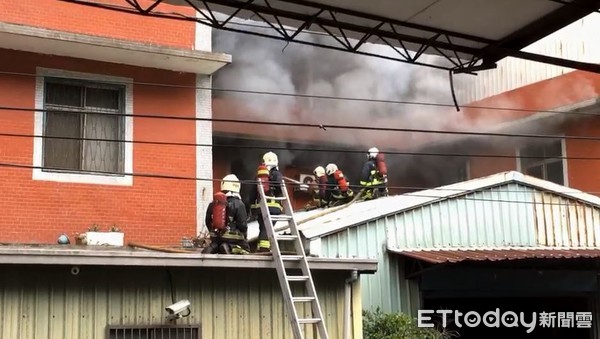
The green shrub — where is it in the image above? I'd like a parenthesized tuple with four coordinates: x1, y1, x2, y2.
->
(363, 308, 451, 339)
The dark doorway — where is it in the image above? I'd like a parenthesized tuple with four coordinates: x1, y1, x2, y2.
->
(423, 296, 593, 339)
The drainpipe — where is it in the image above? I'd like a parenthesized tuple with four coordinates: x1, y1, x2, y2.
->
(343, 270, 359, 339)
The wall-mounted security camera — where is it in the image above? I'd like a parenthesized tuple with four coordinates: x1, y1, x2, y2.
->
(165, 299, 191, 320)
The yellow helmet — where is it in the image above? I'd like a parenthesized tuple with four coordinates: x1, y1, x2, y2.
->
(263, 151, 279, 168)
(221, 174, 241, 193)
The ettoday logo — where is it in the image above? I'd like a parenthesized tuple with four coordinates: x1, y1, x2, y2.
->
(417, 309, 593, 333)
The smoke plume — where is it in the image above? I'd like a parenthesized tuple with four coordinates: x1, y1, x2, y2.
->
(211, 21, 480, 150)
(210, 20, 600, 188)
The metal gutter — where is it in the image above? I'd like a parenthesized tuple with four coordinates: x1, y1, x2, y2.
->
(0, 246, 378, 273)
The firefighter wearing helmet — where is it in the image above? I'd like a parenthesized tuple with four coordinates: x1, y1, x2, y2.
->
(311, 166, 329, 208)
(359, 147, 388, 200)
(249, 151, 284, 252)
(325, 163, 354, 206)
(202, 174, 250, 255)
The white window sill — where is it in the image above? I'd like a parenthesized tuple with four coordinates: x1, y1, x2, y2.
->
(32, 168, 133, 186)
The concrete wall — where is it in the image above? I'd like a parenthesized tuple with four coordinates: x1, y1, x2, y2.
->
(0, 49, 199, 245)
(0, 264, 360, 339)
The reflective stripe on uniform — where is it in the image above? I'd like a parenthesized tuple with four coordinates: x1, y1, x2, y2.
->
(258, 240, 270, 249)
(251, 199, 282, 210)
(221, 231, 245, 241)
(231, 245, 250, 255)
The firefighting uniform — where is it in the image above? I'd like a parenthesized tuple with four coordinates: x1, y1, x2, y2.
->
(326, 169, 354, 206)
(311, 174, 329, 207)
(250, 165, 283, 252)
(202, 194, 250, 255)
(360, 153, 388, 199)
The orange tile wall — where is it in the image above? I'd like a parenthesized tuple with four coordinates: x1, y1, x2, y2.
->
(0, 49, 198, 245)
(467, 70, 600, 188)
(565, 117, 600, 194)
(0, 0, 196, 48)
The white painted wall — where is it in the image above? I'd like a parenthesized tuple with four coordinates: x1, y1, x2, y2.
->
(195, 12, 213, 234)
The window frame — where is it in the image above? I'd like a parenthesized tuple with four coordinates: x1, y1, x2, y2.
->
(33, 68, 134, 186)
(42, 77, 126, 174)
(516, 139, 569, 186)
(440, 157, 470, 186)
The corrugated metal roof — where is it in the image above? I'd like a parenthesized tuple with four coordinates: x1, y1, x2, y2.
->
(246, 171, 600, 241)
(391, 248, 600, 264)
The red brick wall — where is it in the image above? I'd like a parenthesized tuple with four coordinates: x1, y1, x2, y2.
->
(0, 0, 196, 48)
(0, 49, 197, 245)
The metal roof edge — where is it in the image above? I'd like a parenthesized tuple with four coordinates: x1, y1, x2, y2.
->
(303, 170, 600, 240)
(506, 171, 600, 207)
(302, 171, 518, 239)
(388, 246, 600, 253)
(0, 247, 378, 273)
(387, 246, 600, 264)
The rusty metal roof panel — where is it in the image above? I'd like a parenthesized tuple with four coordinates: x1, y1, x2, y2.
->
(392, 248, 600, 264)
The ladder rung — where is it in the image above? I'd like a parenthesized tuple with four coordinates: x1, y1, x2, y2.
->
(287, 275, 309, 282)
(292, 297, 315, 303)
(265, 196, 287, 201)
(271, 215, 293, 221)
(281, 255, 303, 261)
(276, 234, 298, 241)
(298, 318, 322, 324)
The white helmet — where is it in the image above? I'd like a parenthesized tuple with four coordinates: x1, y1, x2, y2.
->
(263, 151, 278, 168)
(325, 163, 338, 176)
(221, 174, 241, 193)
(313, 166, 325, 177)
(368, 147, 379, 159)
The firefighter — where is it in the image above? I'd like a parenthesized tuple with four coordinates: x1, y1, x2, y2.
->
(359, 147, 388, 200)
(325, 163, 354, 206)
(202, 174, 250, 255)
(249, 151, 284, 253)
(311, 166, 328, 208)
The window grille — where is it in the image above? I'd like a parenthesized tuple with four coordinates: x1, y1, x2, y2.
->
(106, 325, 201, 339)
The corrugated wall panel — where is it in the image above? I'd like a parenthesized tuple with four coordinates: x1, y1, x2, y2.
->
(457, 14, 600, 104)
(319, 218, 406, 314)
(0, 265, 349, 339)
(533, 192, 600, 248)
(384, 183, 600, 251)
(388, 184, 539, 250)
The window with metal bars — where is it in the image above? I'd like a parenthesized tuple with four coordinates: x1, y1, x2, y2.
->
(106, 325, 201, 339)
(42, 77, 126, 174)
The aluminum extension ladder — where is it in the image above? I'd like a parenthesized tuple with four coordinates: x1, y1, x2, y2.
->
(257, 179, 329, 339)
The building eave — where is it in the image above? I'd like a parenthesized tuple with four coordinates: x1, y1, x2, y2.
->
(0, 245, 378, 273)
(0, 22, 231, 75)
